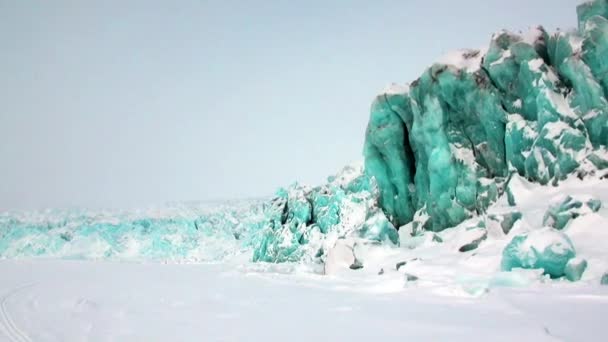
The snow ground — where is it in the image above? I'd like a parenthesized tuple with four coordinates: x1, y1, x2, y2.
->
(0, 259, 607, 341)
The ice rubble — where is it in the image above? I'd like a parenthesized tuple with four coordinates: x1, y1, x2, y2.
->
(2, 165, 606, 287)
(250, 163, 399, 266)
(565, 257, 588, 281)
(0, 201, 265, 262)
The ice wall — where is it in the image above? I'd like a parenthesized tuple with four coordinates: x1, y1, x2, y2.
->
(364, 0, 608, 232)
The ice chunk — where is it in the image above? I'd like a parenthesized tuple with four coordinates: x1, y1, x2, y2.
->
(564, 257, 588, 281)
(404, 273, 419, 282)
(488, 211, 523, 235)
(543, 195, 602, 230)
(588, 148, 608, 170)
(501, 227, 576, 278)
(349, 259, 364, 270)
(458, 223, 488, 253)
(251, 165, 399, 263)
(587, 199, 602, 212)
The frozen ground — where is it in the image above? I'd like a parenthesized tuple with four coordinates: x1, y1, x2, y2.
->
(1, 259, 608, 342)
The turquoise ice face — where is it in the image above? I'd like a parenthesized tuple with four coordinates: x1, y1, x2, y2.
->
(364, 0, 608, 232)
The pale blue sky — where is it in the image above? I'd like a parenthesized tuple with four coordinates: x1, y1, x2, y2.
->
(0, 0, 579, 210)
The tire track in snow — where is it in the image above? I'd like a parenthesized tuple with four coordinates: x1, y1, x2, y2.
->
(0, 283, 36, 342)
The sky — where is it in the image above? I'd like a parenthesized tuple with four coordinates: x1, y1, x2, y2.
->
(0, 0, 581, 210)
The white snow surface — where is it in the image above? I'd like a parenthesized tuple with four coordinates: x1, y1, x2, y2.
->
(436, 48, 487, 73)
(528, 58, 545, 72)
(520, 227, 574, 255)
(2, 259, 607, 342)
(382, 82, 410, 95)
(522, 26, 545, 45)
(490, 49, 512, 67)
(1, 176, 608, 341)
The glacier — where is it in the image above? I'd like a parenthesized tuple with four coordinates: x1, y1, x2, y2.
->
(2, 0, 608, 287)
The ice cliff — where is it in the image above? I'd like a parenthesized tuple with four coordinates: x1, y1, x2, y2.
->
(365, 0, 608, 232)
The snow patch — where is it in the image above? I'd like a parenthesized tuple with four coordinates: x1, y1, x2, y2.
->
(528, 58, 544, 72)
(490, 50, 512, 67)
(522, 26, 545, 45)
(436, 48, 487, 73)
(382, 83, 410, 95)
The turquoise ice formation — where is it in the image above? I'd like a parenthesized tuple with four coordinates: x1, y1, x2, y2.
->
(488, 211, 522, 235)
(458, 222, 488, 253)
(542, 196, 602, 230)
(364, 0, 608, 232)
(564, 257, 588, 281)
(0, 202, 265, 261)
(501, 227, 576, 278)
(0, 165, 400, 265)
(251, 164, 399, 263)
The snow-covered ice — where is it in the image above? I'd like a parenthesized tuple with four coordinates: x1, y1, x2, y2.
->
(1, 259, 608, 342)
